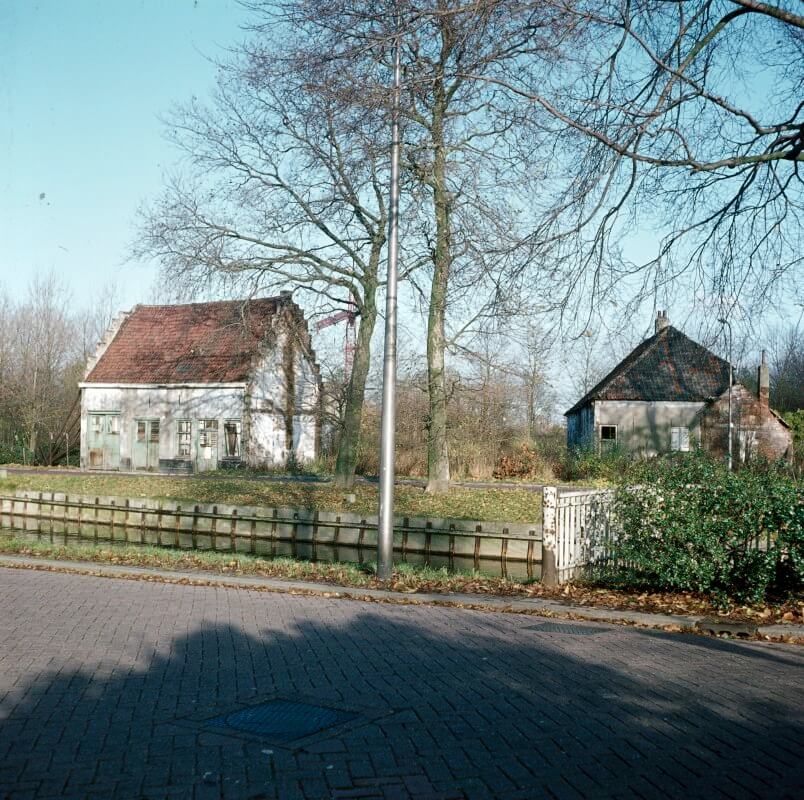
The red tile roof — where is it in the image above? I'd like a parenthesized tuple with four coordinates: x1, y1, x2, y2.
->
(85, 298, 287, 384)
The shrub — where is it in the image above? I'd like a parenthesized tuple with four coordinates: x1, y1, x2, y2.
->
(493, 441, 556, 482)
(557, 446, 631, 483)
(605, 452, 803, 603)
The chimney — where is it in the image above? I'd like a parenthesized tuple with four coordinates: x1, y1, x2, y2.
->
(654, 310, 669, 333)
(758, 349, 770, 407)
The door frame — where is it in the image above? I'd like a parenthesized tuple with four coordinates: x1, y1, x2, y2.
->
(196, 418, 220, 472)
(132, 417, 161, 472)
(87, 412, 121, 471)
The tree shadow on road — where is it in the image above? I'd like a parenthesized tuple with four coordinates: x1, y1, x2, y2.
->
(0, 575, 802, 800)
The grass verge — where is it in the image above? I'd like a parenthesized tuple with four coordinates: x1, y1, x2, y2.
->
(1, 535, 800, 628)
(0, 536, 520, 594)
(0, 472, 542, 523)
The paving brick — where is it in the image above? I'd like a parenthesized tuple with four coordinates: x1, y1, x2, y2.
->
(0, 567, 802, 799)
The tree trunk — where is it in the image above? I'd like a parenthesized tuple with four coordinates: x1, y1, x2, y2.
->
(27, 365, 38, 459)
(334, 287, 377, 489)
(426, 106, 451, 494)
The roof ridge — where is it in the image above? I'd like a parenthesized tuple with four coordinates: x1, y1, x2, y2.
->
(564, 325, 730, 415)
(133, 296, 284, 310)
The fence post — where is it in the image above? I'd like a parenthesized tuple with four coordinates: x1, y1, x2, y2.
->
(542, 486, 558, 587)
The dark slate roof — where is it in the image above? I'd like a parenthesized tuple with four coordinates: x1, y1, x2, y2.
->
(85, 297, 290, 384)
(565, 326, 731, 415)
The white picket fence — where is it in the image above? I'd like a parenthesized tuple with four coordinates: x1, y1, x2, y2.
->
(542, 486, 616, 584)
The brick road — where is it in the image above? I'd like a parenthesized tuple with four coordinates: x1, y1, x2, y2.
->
(0, 568, 802, 800)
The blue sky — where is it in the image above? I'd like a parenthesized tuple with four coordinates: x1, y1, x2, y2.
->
(0, 0, 797, 379)
(0, 0, 246, 310)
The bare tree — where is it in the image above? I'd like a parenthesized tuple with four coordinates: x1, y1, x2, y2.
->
(0, 275, 81, 464)
(739, 322, 804, 411)
(135, 40, 396, 488)
(263, 0, 577, 491)
(478, 0, 804, 325)
(769, 324, 804, 412)
(75, 280, 122, 362)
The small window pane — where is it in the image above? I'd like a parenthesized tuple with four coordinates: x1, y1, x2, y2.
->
(199, 419, 218, 450)
(671, 426, 690, 452)
(150, 420, 160, 443)
(136, 421, 146, 442)
(177, 420, 191, 457)
(92, 416, 103, 434)
(107, 416, 119, 435)
(600, 426, 617, 441)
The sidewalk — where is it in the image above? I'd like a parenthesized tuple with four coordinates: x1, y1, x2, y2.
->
(1, 553, 801, 643)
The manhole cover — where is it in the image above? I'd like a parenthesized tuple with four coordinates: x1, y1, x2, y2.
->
(527, 621, 609, 635)
(206, 699, 357, 742)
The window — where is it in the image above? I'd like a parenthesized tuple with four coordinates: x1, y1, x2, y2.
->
(670, 426, 690, 452)
(91, 415, 103, 434)
(107, 416, 119, 435)
(223, 420, 241, 458)
(149, 420, 160, 443)
(177, 420, 192, 457)
(136, 420, 146, 443)
(198, 419, 219, 451)
(599, 425, 617, 454)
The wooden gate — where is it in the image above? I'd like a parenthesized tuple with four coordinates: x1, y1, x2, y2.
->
(542, 487, 615, 584)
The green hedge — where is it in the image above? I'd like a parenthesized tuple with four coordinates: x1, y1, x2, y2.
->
(603, 453, 803, 604)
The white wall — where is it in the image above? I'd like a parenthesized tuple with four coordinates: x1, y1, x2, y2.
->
(81, 385, 245, 469)
(248, 328, 319, 465)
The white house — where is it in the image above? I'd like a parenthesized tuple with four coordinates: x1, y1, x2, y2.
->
(79, 295, 321, 473)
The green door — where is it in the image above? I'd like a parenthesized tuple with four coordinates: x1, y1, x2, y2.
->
(132, 419, 160, 471)
(87, 413, 121, 470)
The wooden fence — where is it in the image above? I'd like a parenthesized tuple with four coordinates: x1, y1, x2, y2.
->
(542, 487, 616, 585)
(0, 491, 544, 579)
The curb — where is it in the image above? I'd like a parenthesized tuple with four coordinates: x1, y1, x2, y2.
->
(0, 554, 801, 642)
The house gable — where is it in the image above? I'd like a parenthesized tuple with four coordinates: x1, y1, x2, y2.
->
(565, 325, 731, 416)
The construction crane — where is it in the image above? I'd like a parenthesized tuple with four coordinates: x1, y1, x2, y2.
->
(315, 299, 359, 377)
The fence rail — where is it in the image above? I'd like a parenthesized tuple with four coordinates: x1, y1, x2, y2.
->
(0, 491, 544, 579)
(1, 487, 628, 584)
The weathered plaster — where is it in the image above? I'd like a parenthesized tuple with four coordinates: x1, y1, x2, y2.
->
(568, 400, 705, 456)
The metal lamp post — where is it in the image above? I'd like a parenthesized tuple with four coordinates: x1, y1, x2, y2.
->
(376, 34, 402, 580)
(718, 317, 733, 471)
